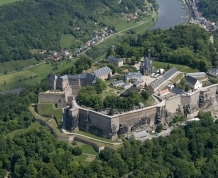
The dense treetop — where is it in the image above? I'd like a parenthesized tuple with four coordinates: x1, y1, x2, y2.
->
(198, 0, 218, 22)
(0, 0, 144, 62)
(108, 25, 217, 71)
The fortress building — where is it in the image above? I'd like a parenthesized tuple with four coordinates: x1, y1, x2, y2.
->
(107, 55, 123, 67)
(93, 66, 112, 80)
(140, 49, 152, 76)
(49, 73, 95, 95)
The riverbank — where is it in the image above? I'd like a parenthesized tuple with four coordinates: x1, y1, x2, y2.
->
(150, 0, 187, 29)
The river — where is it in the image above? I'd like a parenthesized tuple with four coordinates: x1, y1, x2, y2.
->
(150, 0, 187, 30)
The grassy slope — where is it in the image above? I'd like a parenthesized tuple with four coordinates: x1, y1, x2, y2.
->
(152, 61, 199, 73)
(0, 59, 76, 91)
(60, 34, 75, 49)
(0, 59, 39, 74)
(37, 103, 63, 126)
(0, 0, 19, 6)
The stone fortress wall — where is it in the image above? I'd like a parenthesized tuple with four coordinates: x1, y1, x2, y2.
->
(38, 92, 66, 103)
(39, 79, 218, 140)
(67, 84, 218, 139)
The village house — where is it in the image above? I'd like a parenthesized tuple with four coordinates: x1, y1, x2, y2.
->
(125, 72, 142, 82)
(185, 75, 202, 89)
(93, 66, 112, 80)
(207, 68, 218, 77)
(111, 80, 124, 87)
(107, 55, 123, 67)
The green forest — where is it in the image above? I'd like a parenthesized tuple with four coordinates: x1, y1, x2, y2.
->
(108, 25, 217, 72)
(0, 0, 145, 62)
(198, 0, 218, 22)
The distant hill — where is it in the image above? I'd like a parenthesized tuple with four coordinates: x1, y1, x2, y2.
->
(0, 0, 145, 62)
(198, 0, 218, 22)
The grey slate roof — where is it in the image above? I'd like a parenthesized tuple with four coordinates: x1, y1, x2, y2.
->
(120, 86, 137, 96)
(94, 66, 112, 78)
(209, 68, 218, 73)
(111, 80, 124, 86)
(121, 82, 131, 88)
(144, 57, 151, 70)
(60, 75, 68, 80)
(49, 74, 58, 81)
(107, 55, 123, 62)
(57, 73, 95, 81)
(125, 72, 142, 79)
(170, 87, 185, 94)
(186, 75, 198, 85)
(150, 67, 177, 90)
(134, 80, 143, 87)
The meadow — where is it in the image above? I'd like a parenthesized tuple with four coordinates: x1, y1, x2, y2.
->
(0, 58, 39, 74)
(0, 0, 19, 6)
(152, 61, 199, 73)
(37, 103, 63, 126)
(60, 34, 76, 49)
(0, 59, 76, 91)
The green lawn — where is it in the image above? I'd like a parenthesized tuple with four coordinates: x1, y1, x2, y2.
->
(0, 63, 52, 91)
(0, 59, 76, 91)
(144, 96, 155, 107)
(60, 34, 75, 49)
(152, 61, 199, 73)
(81, 145, 98, 155)
(0, 0, 20, 6)
(77, 130, 116, 143)
(37, 103, 63, 127)
(0, 70, 36, 86)
(0, 59, 39, 74)
(170, 73, 184, 84)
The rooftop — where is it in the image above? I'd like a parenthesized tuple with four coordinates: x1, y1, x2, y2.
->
(93, 66, 112, 78)
(120, 86, 137, 96)
(126, 71, 142, 79)
(111, 80, 124, 86)
(107, 55, 123, 62)
(49, 74, 58, 81)
(186, 75, 198, 85)
(133, 80, 143, 87)
(150, 67, 177, 90)
(121, 82, 131, 88)
(143, 57, 151, 70)
(208, 68, 218, 73)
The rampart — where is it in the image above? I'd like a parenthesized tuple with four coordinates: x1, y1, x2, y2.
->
(38, 92, 66, 103)
(39, 84, 218, 140)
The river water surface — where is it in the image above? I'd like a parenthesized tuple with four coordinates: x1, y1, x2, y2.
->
(150, 0, 187, 30)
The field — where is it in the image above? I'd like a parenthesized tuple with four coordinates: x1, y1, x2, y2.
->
(0, 59, 76, 91)
(60, 34, 76, 49)
(81, 144, 98, 155)
(0, 0, 19, 6)
(170, 73, 184, 84)
(0, 59, 39, 74)
(152, 61, 199, 73)
(37, 103, 63, 127)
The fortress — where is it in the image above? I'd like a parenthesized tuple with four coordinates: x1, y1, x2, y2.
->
(37, 50, 218, 139)
(38, 80, 218, 139)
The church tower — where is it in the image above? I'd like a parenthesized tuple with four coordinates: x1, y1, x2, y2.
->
(148, 48, 151, 58)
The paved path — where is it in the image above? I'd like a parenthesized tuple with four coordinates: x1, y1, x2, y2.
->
(82, 153, 97, 156)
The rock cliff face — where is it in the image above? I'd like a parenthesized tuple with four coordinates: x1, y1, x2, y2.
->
(67, 100, 166, 139)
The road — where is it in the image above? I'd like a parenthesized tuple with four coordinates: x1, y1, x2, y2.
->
(139, 127, 172, 142)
